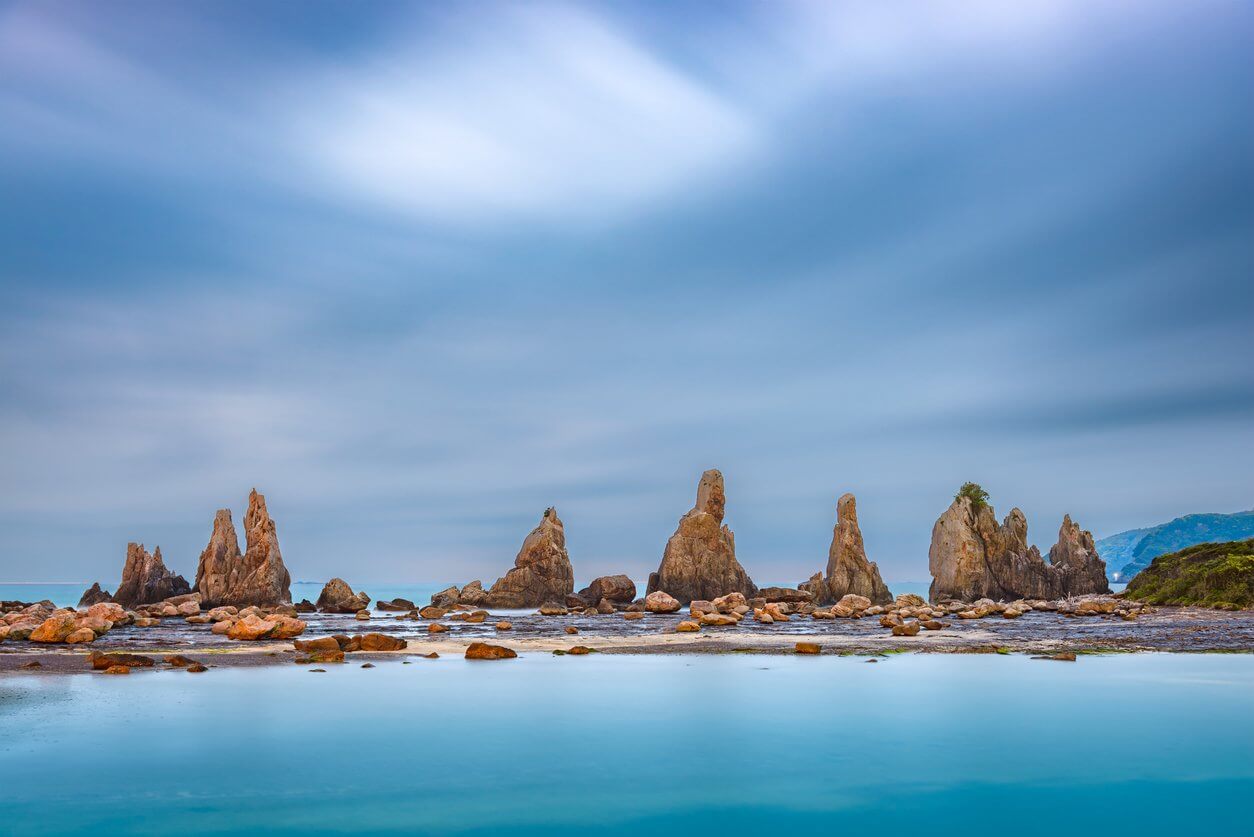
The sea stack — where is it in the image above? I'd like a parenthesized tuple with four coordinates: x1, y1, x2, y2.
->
(825, 493, 892, 605)
(1047, 515, 1112, 597)
(484, 507, 575, 608)
(646, 469, 757, 604)
(193, 489, 292, 607)
(113, 543, 191, 608)
(77, 582, 113, 608)
(928, 486, 1110, 602)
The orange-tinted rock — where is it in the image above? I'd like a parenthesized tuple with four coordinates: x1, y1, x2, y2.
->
(644, 591, 681, 613)
(795, 642, 822, 655)
(485, 508, 575, 609)
(357, 633, 406, 651)
(465, 642, 518, 660)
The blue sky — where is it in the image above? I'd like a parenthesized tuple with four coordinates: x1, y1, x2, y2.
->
(1, 0, 1251, 586)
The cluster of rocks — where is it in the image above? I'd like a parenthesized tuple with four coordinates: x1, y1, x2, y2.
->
(928, 496, 1111, 602)
(1, 601, 133, 645)
(87, 651, 207, 675)
(292, 633, 407, 662)
(441, 508, 576, 610)
(78, 488, 294, 616)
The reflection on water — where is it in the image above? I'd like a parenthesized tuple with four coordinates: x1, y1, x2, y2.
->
(1, 653, 1251, 834)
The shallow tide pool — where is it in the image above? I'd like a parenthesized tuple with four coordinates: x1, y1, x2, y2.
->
(1, 653, 1249, 835)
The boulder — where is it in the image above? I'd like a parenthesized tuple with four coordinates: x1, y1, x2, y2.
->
(357, 633, 406, 651)
(293, 636, 341, 653)
(577, 575, 637, 604)
(644, 591, 681, 613)
(929, 493, 1110, 602)
(430, 586, 461, 608)
(429, 623, 449, 633)
(538, 602, 568, 616)
(759, 587, 813, 604)
(113, 543, 191, 608)
(294, 599, 316, 613)
(418, 605, 447, 620)
(676, 620, 700, 632)
(77, 582, 113, 608)
(29, 613, 80, 643)
(457, 581, 489, 606)
(484, 508, 575, 609)
(795, 642, 822, 655)
(465, 642, 518, 660)
(88, 651, 155, 670)
(797, 573, 827, 603)
(65, 627, 97, 644)
(495, 620, 513, 630)
(892, 622, 921, 636)
(315, 578, 371, 614)
(193, 491, 292, 608)
(825, 493, 892, 605)
(596, 598, 616, 614)
(646, 469, 757, 604)
(375, 597, 415, 612)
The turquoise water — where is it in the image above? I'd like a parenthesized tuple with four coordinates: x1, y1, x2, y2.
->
(1, 653, 1250, 834)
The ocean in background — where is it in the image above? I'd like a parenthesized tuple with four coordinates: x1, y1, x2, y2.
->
(1, 653, 1250, 835)
(0, 580, 1125, 609)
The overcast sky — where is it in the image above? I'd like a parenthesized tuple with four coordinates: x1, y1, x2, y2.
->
(1, 0, 1251, 587)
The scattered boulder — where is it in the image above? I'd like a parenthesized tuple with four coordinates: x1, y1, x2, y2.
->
(65, 627, 97, 644)
(77, 583, 113, 608)
(577, 575, 636, 605)
(825, 493, 893, 605)
(759, 587, 813, 604)
(293, 636, 341, 653)
(795, 642, 821, 655)
(375, 597, 415, 612)
(88, 651, 155, 670)
(892, 622, 921, 636)
(644, 591, 681, 613)
(113, 543, 191, 608)
(357, 633, 406, 652)
(457, 581, 489, 606)
(429, 586, 460, 608)
(496, 620, 512, 630)
(596, 598, 616, 614)
(484, 508, 575, 608)
(102, 665, 131, 675)
(646, 469, 757, 604)
(316, 578, 371, 614)
(538, 602, 568, 616)
(294, 599, 316, 613)
(465, 642, 518, 660)
(165, 655, 201, 668)
(429, 623, 449, 633)
(418, 605, 447, 620)
(676, 620, 700, 632)
(29, 613, 81, 643)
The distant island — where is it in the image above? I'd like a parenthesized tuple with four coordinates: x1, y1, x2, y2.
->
(1097, 510, 1254, 582)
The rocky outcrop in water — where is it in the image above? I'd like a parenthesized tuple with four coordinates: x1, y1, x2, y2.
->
(114, 544, 191, 608)
(928, 494, 1111, 602)
(194, 490, 292, 607)
(484, 508, 575, 609)
(315, 578, 371, 613)
(646, 469, 757, 604)
(824, 493, 892, 605)
(77, 582, 113, 608)
(1048, 515, 1111, 597)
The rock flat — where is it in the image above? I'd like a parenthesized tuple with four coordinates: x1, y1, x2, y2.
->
(824, 493, 892, 605)
(484, 508, 575, 609)
(113, 544, 191, 608)
(646, 469, 757, 604)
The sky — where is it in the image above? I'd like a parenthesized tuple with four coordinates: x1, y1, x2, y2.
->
(1, 0, 1251, 588)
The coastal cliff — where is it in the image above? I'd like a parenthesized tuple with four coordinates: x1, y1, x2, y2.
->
(646, 469, 757, 604)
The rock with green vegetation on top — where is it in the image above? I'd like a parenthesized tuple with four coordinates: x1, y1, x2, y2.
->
(1123, 539, 1254, 609)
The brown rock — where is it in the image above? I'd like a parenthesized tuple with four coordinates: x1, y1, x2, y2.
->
(465, 642, 517, 660)
(429, 623, 449, 633)
(293, 636, 342, 653)
(795, 642, 822, 655)
(165, 655, 201, 668)
(564, 626, 579, 635)
(891, 621, 921, 636)
(102, 665, 131, 675)
(577, 575, 636, 605)
(457, 581, 488, 606)
(596, 598, 616, 614)
(484, 507, 575, 609)
(77, 582, 113, 608)
(676, 620, 700, 632)
(825, 493, 893, 605)
(375, 597, 416, 612)
(622, 612, 645, 621)
(89, 651, 155, 670)
(187, 663, 208, 673)
(759, 587, 813, 604)
(193, 491, 292, 608)
(1047, 515, 1112, 597)
(495, 620, 512, 630)
(566, 645, 594, 655)
(357, 633, 406, 652)
(316, 578, 371, 614)
(538, 602, 568, 616)
(225, 614, 277, 641)
(646, 469, 757, 604)
(114, 544, 191, 608)
(65, 627, 97, 644)
(29, 613, 80, 643)
(418, 605, 447, 619)
(699, 612, 739, 626)
(644, 591, 681, 613)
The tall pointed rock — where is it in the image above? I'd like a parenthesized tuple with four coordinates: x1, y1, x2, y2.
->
(114, 543, 191, 608)
(485, 507, 575, 608)
(825, 493, 892, 605)
(1048, 514, 1111, 597)
(646, 469, 757, 604)
(193, 490, 291, 607)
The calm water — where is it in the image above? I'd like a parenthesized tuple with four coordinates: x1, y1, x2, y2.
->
(1, 653, 1249, 835)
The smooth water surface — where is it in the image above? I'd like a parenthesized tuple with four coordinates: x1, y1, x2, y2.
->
(1, 653, 1249, 835)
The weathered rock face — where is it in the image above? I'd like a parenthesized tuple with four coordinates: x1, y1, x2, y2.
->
(315, 578, 371, 613)
(1048, 515, 1112, 597)
(646, 469, 757, 604)
(484, 508, 575, 609)
(929, 497, 1110, 602)
(825, 493, 893, 606)
(114, 544, 191, 608)
(77, 583, 113, 608)
(194, 490, 292, 607)
(577, 575, 636, 604)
